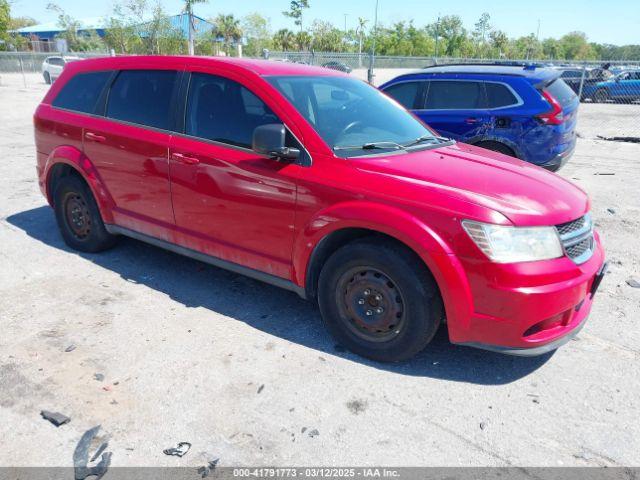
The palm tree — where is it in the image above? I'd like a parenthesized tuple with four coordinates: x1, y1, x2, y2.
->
(184, 0, 207, 55)
(356, 17, 368, 65)
(213, 14, 242, 56)
(273, 28, 295, 51)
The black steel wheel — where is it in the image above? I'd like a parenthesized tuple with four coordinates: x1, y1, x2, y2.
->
(318, 238, 442, 362)
(53, 174, 117, 252)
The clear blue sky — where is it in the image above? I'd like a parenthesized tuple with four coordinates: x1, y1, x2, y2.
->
(10, 0, 640, 45)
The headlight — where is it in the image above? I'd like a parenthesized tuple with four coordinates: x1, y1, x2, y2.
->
(462, 220, 563, 263)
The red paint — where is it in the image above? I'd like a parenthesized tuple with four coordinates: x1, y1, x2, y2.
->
(35, 56, 605, 353)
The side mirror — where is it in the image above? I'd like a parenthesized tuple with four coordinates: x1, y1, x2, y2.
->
(252, 124, 300, 161)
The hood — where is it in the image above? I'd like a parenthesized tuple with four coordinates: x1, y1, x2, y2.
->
(350, 142, 589, 226)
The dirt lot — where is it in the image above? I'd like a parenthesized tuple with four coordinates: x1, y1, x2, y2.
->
(1, 73, 639, 468)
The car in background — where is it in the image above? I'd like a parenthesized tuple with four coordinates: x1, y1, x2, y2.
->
(322, 61, 352, 73)
(582, 70, 640, 103)
(380, 64, 579, 171)
(557, 68, 589, 97)
(42, 56, 80, 84)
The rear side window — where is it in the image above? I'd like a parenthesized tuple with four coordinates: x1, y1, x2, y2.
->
(106, 70, 178, 130)
(383, 81, 422, 109)
(52, 71, 111, 114)
(485, 83, 519, 108)
(47, 57, 65, 67)
(425, 81, 483, 109)
(545, 79, 577, 106)
(185, 72, 279, 148)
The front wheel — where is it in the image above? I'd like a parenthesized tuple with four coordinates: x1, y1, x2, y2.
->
(43, 71, 51, 85)
(593, 89, 610, 103)
(318, 238, 442, 362)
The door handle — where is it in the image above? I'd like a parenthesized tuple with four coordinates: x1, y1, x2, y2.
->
(171, 152, 200, 165)
(85, 131, 106, 142)
(465, 117, 480, 124)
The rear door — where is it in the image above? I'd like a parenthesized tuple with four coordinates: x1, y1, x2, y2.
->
(168, 70, 300, 278)
(82, 68, 180, 235)
(416, 80, 490, 140)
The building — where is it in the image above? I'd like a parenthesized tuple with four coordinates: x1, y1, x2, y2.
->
(13, 13, 215, 52)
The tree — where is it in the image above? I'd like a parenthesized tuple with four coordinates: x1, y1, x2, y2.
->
(489, 30, 508, 57)
(559, 31, 595, 60)
(282, 0, 310, 32)
(10, 16, 37, 30)
(437, 15, 466, 56)
(242, 12, 271, 57)
(184, 0, 207, 55)
(273, 28, 295, 51)
(356, 17, 367, 57)
(213, 14, 242, 56)
(473, 12, 491, 57)
(0, 0, 9, 43)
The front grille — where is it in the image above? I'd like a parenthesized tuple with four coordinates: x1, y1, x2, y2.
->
(555, 214, 594, 264)
(556, 217, 586, 236)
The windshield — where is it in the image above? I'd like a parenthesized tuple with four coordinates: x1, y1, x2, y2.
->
(266, 75, 439, 156)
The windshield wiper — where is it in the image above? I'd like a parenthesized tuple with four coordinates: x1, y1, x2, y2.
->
(333, 141, 406, 152)
(403, 135, 453, 148)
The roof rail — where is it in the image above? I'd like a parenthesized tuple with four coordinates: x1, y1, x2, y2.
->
(424, 61, 545, 69)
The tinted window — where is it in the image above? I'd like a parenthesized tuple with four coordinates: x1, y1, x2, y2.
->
(546, 79, 577, 107)
(425, 81, 483, 109)
(185, 73, 279, 148)
(485, 83, 518, 108)
(107, 70, 178, 130)
(268, 76, 436, 156)
(47, 57, 65, 67)
(561, 70, 581, 79)
(383, 81, 421, 109)
(52, 70, 112, 114)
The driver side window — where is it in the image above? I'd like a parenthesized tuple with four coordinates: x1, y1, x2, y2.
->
(185, 73, 280, 149)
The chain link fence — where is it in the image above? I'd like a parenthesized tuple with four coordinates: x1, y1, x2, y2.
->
(1, 50, 639, 140)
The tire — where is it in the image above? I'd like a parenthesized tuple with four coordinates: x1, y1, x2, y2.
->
(43, 71, 51, 85)
(593, 89, 610, 103)
(53, 174, 117, 253)
(475, 140, 516, 158)
(318, 238, 443, 362)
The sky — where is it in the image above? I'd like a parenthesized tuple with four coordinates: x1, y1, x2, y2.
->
(9, 0, 640, 45)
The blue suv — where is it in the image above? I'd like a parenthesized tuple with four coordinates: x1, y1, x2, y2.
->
(380, 64, 579, 171)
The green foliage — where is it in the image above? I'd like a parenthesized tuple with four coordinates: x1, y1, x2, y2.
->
(242, 12, 272, 57)
(212, 14, 242, 56)
(282, 0, 310, 31)
(0, 0, 11, 49)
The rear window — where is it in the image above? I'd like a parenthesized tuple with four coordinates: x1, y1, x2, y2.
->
(485, 83, 518, 108)
(51, 71, 112, 114)
(47, 57, 65, 67)
(106, 70, 178, 130)
(425, 81, 483, 109)
(545, 79, 576, 106)
(383, 81, 422, 109)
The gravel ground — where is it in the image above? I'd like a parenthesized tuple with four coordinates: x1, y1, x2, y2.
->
(0, 73, 639, 468)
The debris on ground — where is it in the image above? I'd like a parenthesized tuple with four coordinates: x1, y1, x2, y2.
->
(346, 399, 368, 415)
(607, 208, 616, 214)
(308, 429, 320, 438)
(593, 172, 615, 176)
(163, 442, 191, 457)
(597, 135, 640, 144)
(479, 421, 487, 430)
(65, 345, 76, 352)
(93, 373, 105, 382)
(40, 410, 70, 427)
(257, 384, 265, 394)
(90, 442, 109, 463)
(197, 458, 220, 478)
(626, 278, 640, 288)
(73, 425, 112, 480)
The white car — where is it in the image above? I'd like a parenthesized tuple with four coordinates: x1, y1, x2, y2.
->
(41, 56, 80, 84)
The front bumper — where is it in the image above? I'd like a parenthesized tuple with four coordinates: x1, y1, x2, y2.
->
(445, 232, 605, 356)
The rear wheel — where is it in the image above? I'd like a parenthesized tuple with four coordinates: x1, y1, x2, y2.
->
(43, 71, 51, 85)
(53, 175, 117, 252)
(318, 238, 442, 362)
(475, 140, 516, 158)
(593, 88, 610, 103)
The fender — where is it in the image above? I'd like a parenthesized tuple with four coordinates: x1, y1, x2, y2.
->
(292, 201, 474, 333)
(44, 145, 116, 224)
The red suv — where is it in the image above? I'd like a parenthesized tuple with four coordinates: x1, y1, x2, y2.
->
(34, 56, 606, 362)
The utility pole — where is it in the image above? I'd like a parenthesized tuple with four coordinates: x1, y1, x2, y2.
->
(367, 0, 379, 84)
(434, 15, 440, 60)
(536, 19, 541, 42)
(344, 14, 348, 34)
(187, 4, 195, 55)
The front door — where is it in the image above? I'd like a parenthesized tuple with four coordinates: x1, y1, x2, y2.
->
(168, 71, 299, 279)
